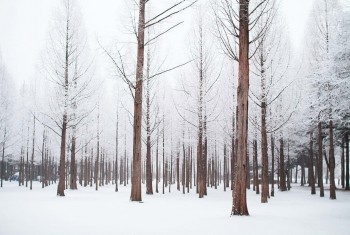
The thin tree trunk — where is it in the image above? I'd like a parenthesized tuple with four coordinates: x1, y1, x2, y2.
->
(329, 120, 336, 199)
(156, 130, 159, 193)
(30, 116, 35, 190)
(341, 137, 345, 189)
(162, 117, 165, 195)
(70, 130, 77, 190)
(57, 12, 70, 196)
(309, 133, 315, 194)
(318, 122, 324, 197)
(345, 132, 349, 190)
(279, 138, 286, 191)
(1, 127, 6, 188)
(115, 116, 119, 192)
(287, 143, 291, 191)
(271, 135, 275, 196)
(41, 130, 45, 188)
(95, 112, 100, 191)
(253, 139, 259, 194)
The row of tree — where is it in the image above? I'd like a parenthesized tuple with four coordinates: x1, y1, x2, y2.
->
(0, 0, 349, 217)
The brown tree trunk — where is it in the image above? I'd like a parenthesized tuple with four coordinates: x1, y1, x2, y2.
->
(295, 164, 298, 183)
(156, 131, 159, 193)
(130, 0, 146, 202)
(318, 121, 324, 196)
(301, 154, 305, 186)
(41, 130, 45, 189)
(261, 102, 268, 202)
(253, 139, 259, 194)
(30, 116, 35, 191)
(329, 120, 336, 199)
(341, 137, 344, 189)
(162, 118, 165, 194)
(224, 144, 227, 192)
(177, 151, 180, 191)
(57, 12, 71, 196)
(231, 117, 235, 190)
(70, 133, 77, 190)
(309, 133, 315, 194)
(231, 0, 249, 216)
(1, 127, 6, 188)
(115, 119, 119, 192)
(25, 125, 29, 187)
(287, 143, 291, 191)
(203, 117, 208, 195)
(345, 132, 349, 190)
(271, 135, 275, 196)
(145, 48, 152, 195)
(146, 132, 152, 194)
(279, 138, 286, 191)
(95, 115, 100, 191)
(186, 146, 190, 193)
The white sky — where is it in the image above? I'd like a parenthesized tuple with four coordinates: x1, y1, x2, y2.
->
(0, 0, 315, 90)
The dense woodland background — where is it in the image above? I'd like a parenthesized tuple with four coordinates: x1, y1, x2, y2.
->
(0, 0, 349, 215)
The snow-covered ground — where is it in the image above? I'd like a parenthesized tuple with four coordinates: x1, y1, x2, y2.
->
(1, 182, 349, 235)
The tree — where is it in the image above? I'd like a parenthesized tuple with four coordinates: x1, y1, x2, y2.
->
(42, 0, 94, 196)
(102, 0, 197, 201)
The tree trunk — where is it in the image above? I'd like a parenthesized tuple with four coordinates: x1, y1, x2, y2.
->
(25, 125, 29, 187)
(145, 48, 152, 195)
(295, 164, 298, 183)
(162, 118, 165, 194)
(318, 122, 324, 197)
(70, 131, 77, 190)
(57, 13, 70, 196)
(231, 0, 249, 216)
(341, 137, 344, 189)
(345, 132, 349, 190)
(177, 151, 180, 191)
(41, 130, 45, 188)
(271, 135, 275, 196)
(287, 143, 291, 191)
(309, 133, 315, 194)
(231, 116, 235, 190)
(115, 118, 119, 192)
(261, 105, 268, 202)
(30, 116, 36, 190)
(253, 139, 259, 194)
(301, 154, 305, 186)
(130, 0, 146, 202)
(1, 127, 6, 188)
(279, 138, 286, 191)
(329, 120, 336, 199)
(156, 131, 159, 193)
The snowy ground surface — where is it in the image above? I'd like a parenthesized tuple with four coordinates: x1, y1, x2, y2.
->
(1, 182, 349, 235)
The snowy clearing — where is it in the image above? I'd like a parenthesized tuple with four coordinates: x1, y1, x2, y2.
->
(1, 182, 349, 235)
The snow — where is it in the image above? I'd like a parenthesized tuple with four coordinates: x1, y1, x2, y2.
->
(1, 182, 349, 235)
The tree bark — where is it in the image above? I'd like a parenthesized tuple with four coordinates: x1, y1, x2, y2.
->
(345, 132, 349, 190)
(271, 135, 275, 196)
(341, 137, 344, 189)
(279, 138, 286, 191)
(261, 104, 268, 202)
(57, 10, 70, 196)
(156, 131, 159, 193)
(329, 120, 336, 199)
(253, 139, 259, 194)
(130, 0, 146, 202)
(30, 116, 35, 190)
(70, 131, 77, 190)
(318, 122, 324, 197)
(309, 132, 315, 194)
(231, 0, 249, 216)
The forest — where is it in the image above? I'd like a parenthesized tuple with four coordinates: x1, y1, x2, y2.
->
(0, 0, 350, 234)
